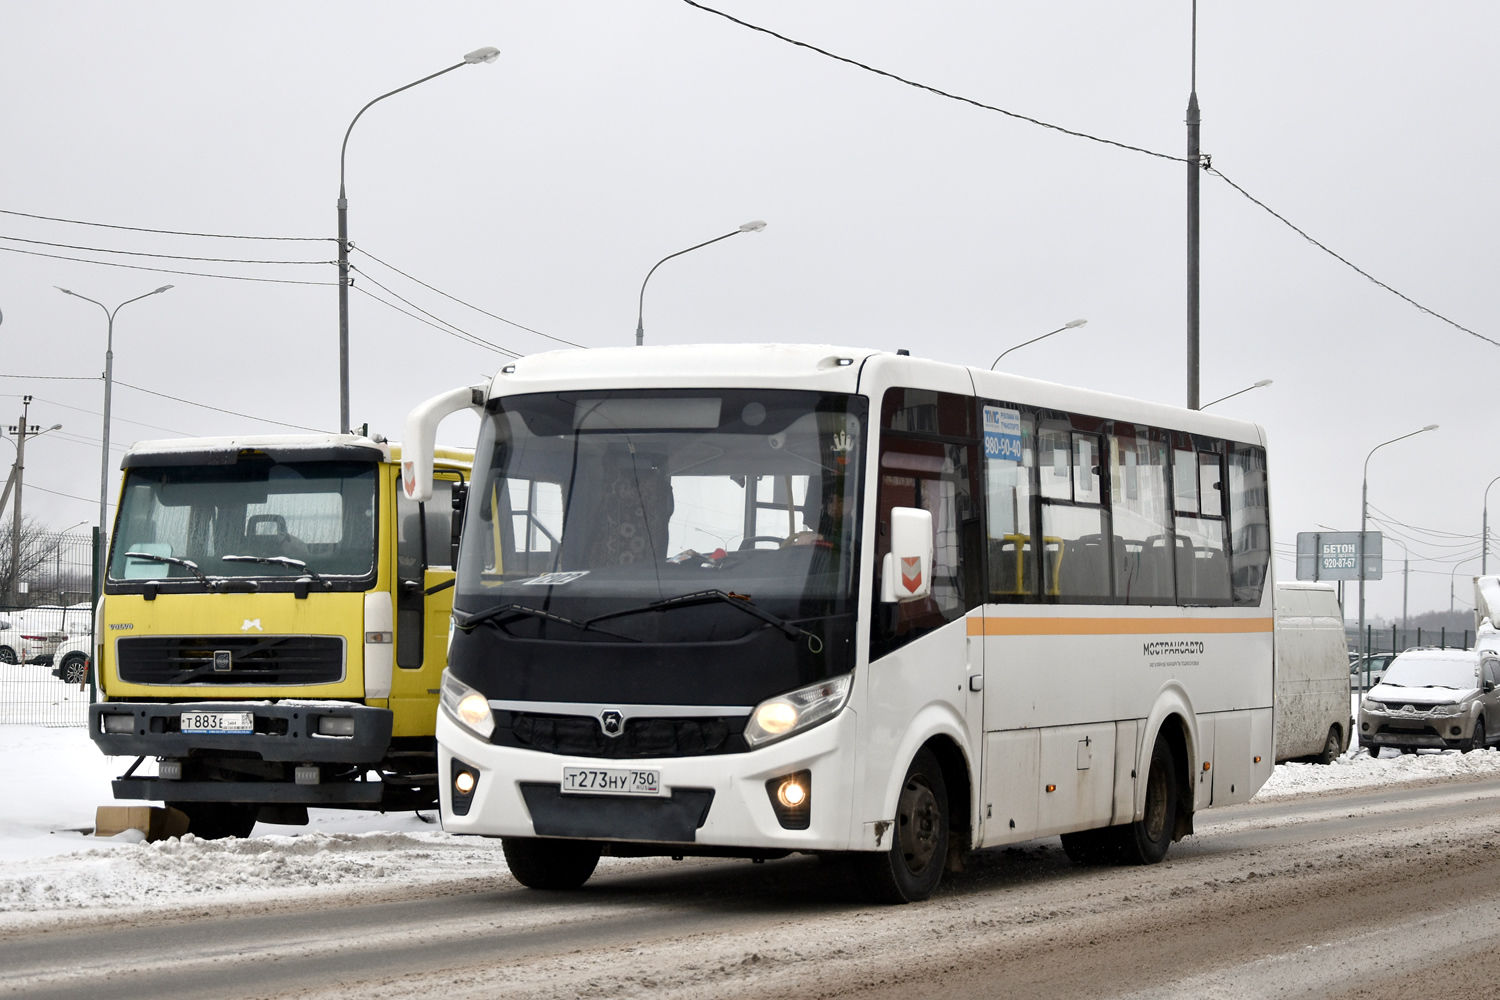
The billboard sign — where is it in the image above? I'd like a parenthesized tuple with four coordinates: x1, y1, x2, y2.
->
(1296, 531, 1383, 582)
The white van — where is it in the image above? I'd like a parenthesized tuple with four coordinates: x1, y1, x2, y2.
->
(1274, 582, 1352, 762)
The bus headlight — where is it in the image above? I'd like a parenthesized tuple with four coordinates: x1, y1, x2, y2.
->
(440, 672, 495, 739)
(744, 674, 851, 748)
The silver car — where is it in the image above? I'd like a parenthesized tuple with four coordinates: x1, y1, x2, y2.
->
(1359, 649, 1499, 754)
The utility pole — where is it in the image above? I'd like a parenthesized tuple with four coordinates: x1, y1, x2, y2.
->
(7, 396, 34, 606)
(1185, 0, 1201, 410)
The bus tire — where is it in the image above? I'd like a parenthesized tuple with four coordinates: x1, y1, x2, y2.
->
(1113, 735, 1177, 866)
(1314, 725, 1342, 765)
(167, 801, 259, 840)
(502, 837, 602, 890)
(857, 747, 949, 904)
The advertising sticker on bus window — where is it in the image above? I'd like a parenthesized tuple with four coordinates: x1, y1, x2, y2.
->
(983, 405, 1024, 463)
(522, 571, 591, 586)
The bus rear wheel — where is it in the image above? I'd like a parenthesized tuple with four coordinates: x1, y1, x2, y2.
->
(502, 837, 602, 890)
(1110, 735, 1178, 865)
(856, 747, 949, 904)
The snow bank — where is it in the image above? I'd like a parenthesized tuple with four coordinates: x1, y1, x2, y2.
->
(1253, 746, 1500, 803)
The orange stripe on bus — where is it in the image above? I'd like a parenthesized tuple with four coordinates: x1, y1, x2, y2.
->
(965, 616, 1273, 636)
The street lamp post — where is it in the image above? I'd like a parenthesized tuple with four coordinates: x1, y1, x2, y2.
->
(57, 285, 173, 586)
(1200, 379, 1273, 410)
(634, 222, 767, 347)
(989, 319, 1089, 370)
(336, 46, 499, 434)
(1451, 555, 1481, 618)
(1359, 424, 1439, 685)
(1483, 474, 1500, 575)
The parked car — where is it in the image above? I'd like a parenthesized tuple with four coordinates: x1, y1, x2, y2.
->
(1359, 648, 1498, 755)
(1350, 652, 1398, 688)
(0, 611, 67, 665)
(49, 634, 91, 685)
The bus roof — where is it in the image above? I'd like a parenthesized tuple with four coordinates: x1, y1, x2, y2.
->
(488, 343, 1266, 447)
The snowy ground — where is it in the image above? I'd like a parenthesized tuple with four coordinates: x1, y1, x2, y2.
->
(7, 716, 1500, 926)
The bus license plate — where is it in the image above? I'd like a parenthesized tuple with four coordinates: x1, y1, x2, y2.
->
(561, 766, 661, 796)
(180, 711, 254, 734)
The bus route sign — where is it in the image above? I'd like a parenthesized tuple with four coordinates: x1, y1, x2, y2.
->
(982, 405, 1024, 463)
(1295, 531, 1382, 582)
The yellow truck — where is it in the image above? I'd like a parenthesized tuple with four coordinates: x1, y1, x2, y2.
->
(88, 432, 473, 838)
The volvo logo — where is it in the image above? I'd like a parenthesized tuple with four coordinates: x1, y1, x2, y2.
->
(599, 710, 625, 738)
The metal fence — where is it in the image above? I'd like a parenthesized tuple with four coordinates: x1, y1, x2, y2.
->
(1347, 624, 1476, 657)
(0, 530, 95, 726)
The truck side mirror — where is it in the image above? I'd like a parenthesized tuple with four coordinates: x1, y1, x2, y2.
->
(880, 506, 933, 603)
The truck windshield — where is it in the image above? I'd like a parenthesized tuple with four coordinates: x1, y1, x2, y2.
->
(457, 389, 865, 642)
(109, 459, 378, 584)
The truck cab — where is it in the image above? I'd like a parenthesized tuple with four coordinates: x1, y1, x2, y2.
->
(89, 433, 470, 838)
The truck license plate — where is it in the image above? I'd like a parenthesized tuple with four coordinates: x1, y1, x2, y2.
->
(561, 766, 661, 796)
(180, 711, 254, 734)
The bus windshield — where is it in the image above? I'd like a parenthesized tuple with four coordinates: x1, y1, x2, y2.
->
(457, 389, 866, 641)
(109, 459, 379, 585)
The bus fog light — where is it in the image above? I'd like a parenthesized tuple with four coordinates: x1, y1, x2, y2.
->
(316, 716, 356, 737)
(765, 770, 812, 830)
(103, 714, 134, 734)
(450, 759, 479, 816)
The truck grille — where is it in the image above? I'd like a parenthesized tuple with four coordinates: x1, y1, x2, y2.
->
(494, 711, 749, 759)
(116, 636, 345, 686)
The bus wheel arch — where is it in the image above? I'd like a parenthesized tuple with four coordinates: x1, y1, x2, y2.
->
(1152, 714, 1194, 842)
(920, 734, 973, 869)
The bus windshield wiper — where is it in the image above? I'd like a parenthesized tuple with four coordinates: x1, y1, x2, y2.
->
(221, 554, 331, 589)
(587, 589, 802, 641)
(455, 604, 641, 642)
(123, 551, 220, 590)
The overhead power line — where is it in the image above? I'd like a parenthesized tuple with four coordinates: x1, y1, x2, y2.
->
(351, 282, 519, 359)
(0, 206, 330, 242)
(354, 247, 584, 349)
(680, 0, 1186, 164)
(681, 0, 1496, 353)
(112, 381, 330, 433)
(0, 233, 332, 267)
(0, 244, 336, 286)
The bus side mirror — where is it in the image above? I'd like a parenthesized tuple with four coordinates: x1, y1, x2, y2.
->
(450, 484, 469, 570)
(881, 506, 933, 603)
(401, 384, 486, 503)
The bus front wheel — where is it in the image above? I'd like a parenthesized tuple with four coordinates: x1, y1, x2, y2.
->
(1112, 735, 1178, 865)
(502, 837, 602, 890)
(857, 747, 949, 904)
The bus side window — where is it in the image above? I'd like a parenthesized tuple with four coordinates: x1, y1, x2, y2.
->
(1037, 417, 1110, 603)
(1227, 444, 1270, 606)
(1171, 435, 1231, 605)
(1109, 425, 1175, 605)
(872, 387, 980, 659)
(982, 402, 1036, 601)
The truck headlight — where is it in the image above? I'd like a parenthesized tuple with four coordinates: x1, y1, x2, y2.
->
(744, 674, 851, 748)
(440, 672, 494, 739)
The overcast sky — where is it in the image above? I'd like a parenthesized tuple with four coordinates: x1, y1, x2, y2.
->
(1, 1, 1495, 623)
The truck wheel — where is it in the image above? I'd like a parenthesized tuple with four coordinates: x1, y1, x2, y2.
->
(1366, 743, 1381, 757)
(1315, 725, 1342, 765)
(1112, 735, 1178, 865)
(854, 747, 949, 904)
(1467, 718, 1487, 753)
(167, 802, 259, 840)
(501, 837, 602, 890)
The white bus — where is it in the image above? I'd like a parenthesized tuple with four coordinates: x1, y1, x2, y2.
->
(404, 344, 1274, 903)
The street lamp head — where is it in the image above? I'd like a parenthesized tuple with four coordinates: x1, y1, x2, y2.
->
(1252, 379, 1273, 388)
(55, 286, 74, 296)
(1422, 423, 1439, 432)
(47, 424, 61, 431)
(739, 220, 768, 233)
(1064, 318, 1088, 329)
(464, 46, 501, 64)
(153, 285, 173, 294)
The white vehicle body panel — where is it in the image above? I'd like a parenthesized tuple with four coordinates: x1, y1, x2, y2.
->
(1272, 582, 1351, 761)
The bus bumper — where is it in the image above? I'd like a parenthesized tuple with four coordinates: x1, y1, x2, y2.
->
(436, 707, 857, 852)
